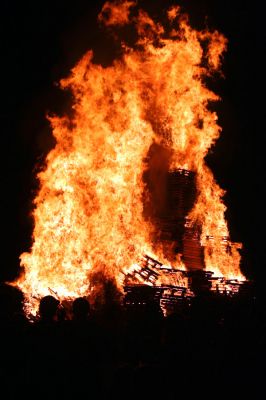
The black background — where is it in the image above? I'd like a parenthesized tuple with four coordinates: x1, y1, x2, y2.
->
(0, 1, 263, 289)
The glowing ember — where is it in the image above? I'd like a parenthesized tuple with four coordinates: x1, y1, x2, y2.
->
(16, 1, 244, 313)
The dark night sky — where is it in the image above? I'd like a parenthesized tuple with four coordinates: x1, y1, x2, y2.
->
(0, 1, 263, 289)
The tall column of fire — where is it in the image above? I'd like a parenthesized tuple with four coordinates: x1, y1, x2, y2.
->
(16, 1, 243, 313)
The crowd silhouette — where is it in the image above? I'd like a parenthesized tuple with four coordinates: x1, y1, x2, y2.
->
(0, 283, 261, 399)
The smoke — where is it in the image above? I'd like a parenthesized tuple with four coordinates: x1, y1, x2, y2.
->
(142, 142, 173, 220)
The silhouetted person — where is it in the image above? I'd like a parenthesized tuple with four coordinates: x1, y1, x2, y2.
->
(38, 295, 60, 323)
(56, 297, 102, 398)
(25, 295, 63, 398)
(72, 296, 90, 322)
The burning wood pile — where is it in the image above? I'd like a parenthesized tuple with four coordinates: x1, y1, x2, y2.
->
(13, 1, 246, 316)
(125, 169, 245, 313)
(124, 253, 245, 315)
(124, 254, 191, 315)
(124, 168, 245, 314)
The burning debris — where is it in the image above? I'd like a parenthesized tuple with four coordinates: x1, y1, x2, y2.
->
(124, 164, 244, 314)
(124, 254, 245, 315)
(15, 1, 245, 315)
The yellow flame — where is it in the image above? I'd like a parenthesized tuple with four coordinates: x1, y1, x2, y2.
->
(16, 2, 244, 312)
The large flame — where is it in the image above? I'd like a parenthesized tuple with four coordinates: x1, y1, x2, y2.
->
(16, 1, 243, 310)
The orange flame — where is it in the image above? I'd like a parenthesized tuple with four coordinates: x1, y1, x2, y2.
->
(98, 0, 135, 26)
(16, 2, 244, 312)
